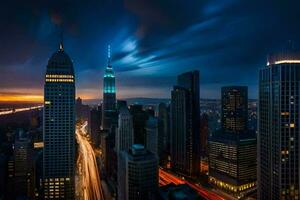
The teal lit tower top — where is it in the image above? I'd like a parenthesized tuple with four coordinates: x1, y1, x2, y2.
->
(102, 45, 116, 129)
(103, 45, 116, 93)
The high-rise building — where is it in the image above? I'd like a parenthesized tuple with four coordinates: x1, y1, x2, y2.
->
(200, 113, 209, 157)
(116, 107, 133, 154)
(102, 45, 116, 130)
(89, 106, 101, 147)
(221, 86, 248, 133)
(129, 104, 148, 145)
(258, 50, 300, 199)
(170, 71, 200, 177)
(118, 144, 158, 200)
(146, 116, 159, 157)
(209, 86, 256, 198)
(158, 103, 170, 161)
(14, 133, 34, 198)
(75, 97, 90, 121)
(43, 42, 75, 199)
(117, 100, 127, 110)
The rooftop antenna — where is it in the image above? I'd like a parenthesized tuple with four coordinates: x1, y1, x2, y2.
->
(59, 28, 64, 51)
(108, 44, 111, 66)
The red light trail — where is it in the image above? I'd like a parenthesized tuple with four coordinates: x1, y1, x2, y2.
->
(159, 168, 225, 200)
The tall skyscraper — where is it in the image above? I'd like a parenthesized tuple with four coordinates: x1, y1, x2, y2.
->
(221, 86, 248, 133)
(209, 86, 256, 198)
(14, 133, 34, 198)
(118, 144, 158, 200)
(146, 116, 159, 157)
(102, 45, 116, 130)
(170, 71, 200, 177)
(129, 104, 148, 145)
(89, 106, 101, 147)
(43, 42, 75, 199)
(158, 103, 170, 159)
(258, 50, 300, 199)
(116, 107, 134, 154)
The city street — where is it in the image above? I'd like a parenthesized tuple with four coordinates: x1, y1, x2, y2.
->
(159, 168, 226, 200)
(76, 121, 104, 200)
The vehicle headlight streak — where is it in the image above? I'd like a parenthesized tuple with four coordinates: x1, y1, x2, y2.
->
(76, 121, 104, 200)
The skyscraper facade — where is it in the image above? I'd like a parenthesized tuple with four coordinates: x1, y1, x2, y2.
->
(146, 116, 159, 157)
(221, 86, 248, 133)
(129, 104, 148, 145)
(258, 51, 300, 199)
(116, 107, 133, 154)
(14, 134, 34, 198)
(43, 43, 75, 199)
(209, 86, 256, 198)
(158, 103, 170, 162)
(170, 71, 200, 177)
(89, 106, 101, 147)
(102, 45, 116, 130)
(118, 144, 158, 200)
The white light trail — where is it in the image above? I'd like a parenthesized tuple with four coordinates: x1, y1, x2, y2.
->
(76, 121, 104, 200)
(0, 105, 43, 116)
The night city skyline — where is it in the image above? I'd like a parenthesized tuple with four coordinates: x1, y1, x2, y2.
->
(1, 1, 300, 200)
(1, 0, 300, 101)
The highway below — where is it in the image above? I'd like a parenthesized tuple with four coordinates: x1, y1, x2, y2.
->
(0, 105, 42, 116)
(159, 168, 226, 200)
(76, 121, 104, 200)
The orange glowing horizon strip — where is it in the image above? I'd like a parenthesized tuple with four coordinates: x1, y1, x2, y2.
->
(0, 94, 43, 102)
(0, 93, 97, 103)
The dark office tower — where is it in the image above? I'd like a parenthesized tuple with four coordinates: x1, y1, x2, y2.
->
(102, 45, 116, 130)
(221, 86, 248, 133)
(258, 50, 300, 199)
(75, 97, 83, 120)
(116, 107, 133, 153)
(146, 116, 159, 156)
(170, 71, 200, 177)
(118, 145, 158, 200)
(14, 135, 34, 198)
(43, 42, 75, 199)
(200, 113, 208, 157)
(75, 97, 90, 121)
(117, 100, 127, 110)
(129, 104, 148, 145)
(89, 106, 101, 147)
(158, 103, 170, 167)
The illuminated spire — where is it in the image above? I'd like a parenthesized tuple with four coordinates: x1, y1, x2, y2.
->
(59, 29, 64, 51)
(108, 45, 111, 66)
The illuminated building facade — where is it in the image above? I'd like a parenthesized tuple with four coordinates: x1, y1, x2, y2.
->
(258, 51, 300, 199)
(102, 45, 116, 130)
(118, 144, 158, 200)
(209, 86, 256, 198)
(221, 86, 248, 133)
(209, 134, 256, 197)
(170, 71, 200, 177)
(43, 43, 75, 199)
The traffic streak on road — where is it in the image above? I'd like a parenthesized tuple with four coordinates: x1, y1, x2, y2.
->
(159, 169, 225, 200)
(76, 121, 104, 200)
(0, 105, 42, 116)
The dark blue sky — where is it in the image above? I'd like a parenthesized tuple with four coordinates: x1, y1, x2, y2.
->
(1, 0, 300, 100)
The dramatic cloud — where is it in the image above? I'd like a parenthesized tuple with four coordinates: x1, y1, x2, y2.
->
(1, 0, 300, 100)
